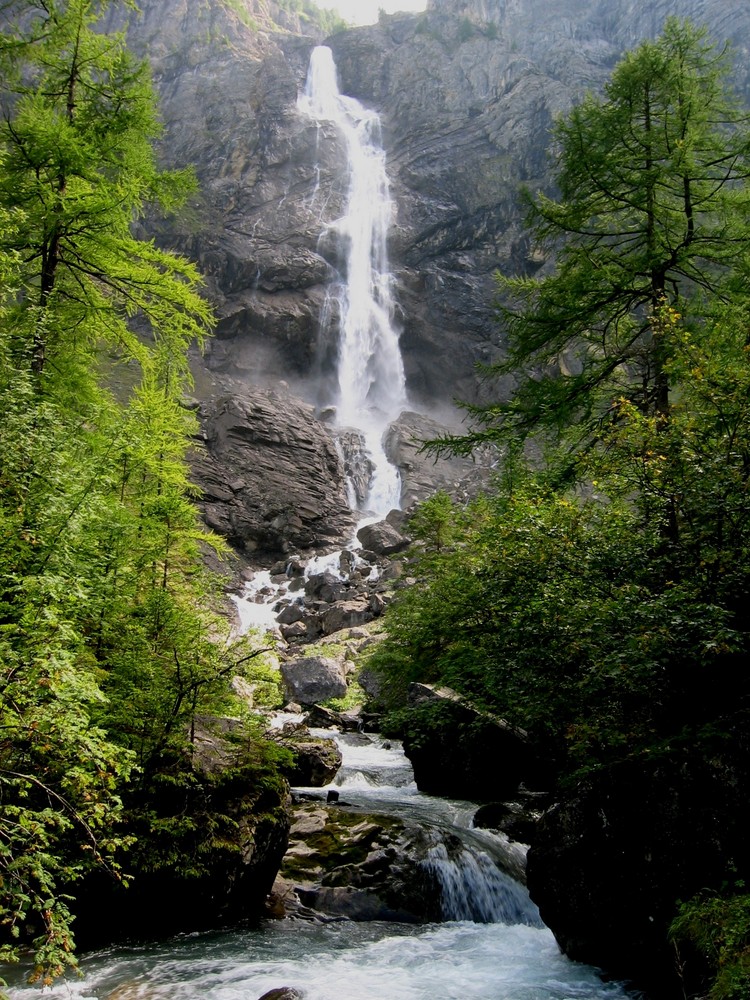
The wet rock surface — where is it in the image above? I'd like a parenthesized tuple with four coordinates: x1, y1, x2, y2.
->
(271, 723, 343, 787)
(270, 800, 443, 923)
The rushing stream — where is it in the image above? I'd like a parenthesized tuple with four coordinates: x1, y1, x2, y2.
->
(5, 733, 633, 1000)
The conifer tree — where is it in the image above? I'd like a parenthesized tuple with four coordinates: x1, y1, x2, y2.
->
(451, 18, 750, 456)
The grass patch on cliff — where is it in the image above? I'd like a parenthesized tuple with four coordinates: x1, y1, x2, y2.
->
(217, 0, 259, 29)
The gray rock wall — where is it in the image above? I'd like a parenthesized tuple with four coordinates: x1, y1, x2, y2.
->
(106, 0, 750, 414)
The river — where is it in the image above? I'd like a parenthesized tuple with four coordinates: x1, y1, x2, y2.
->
(4, 731, 633, 1000)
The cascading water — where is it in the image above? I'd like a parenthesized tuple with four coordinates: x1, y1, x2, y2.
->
(231, 49, 407, 631)
(6, 734, 635, 1000)
(307, 730, 537, 925)
(298, 46, 406, 517)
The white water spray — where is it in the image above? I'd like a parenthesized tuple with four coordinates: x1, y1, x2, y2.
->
(298, 46, 407, 516)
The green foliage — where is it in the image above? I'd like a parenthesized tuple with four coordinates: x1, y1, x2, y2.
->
(671, 890, 750, 999)
(373, 22, 750, 996)
(375, 21, 750, 770)
(0, 0, 281, 987)
(408, 489, 461, 555)
(372, 471, 744, 768)
(324, 679, 365, 713)
(218, 0, 259, 29)
(122, 715, 292, 884)
(274, 0, 347, 35)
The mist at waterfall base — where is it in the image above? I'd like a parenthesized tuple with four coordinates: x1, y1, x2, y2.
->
(6, 736, 632, 1000)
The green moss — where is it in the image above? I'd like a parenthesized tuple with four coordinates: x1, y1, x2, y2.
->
(283, 808, 399, 878)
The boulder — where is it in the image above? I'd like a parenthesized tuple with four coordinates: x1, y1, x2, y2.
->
(276, 603, 305, 625)
(274, 730, 342, 787)
(257, 990, 304, 1000)
(279, 802, 443, 923)
(71, 716, 290, 949)
(305, 570, 346, 603)
(402, 683, 552, 800)
(473, 800, 547, 846)
(280, 655, 347, 706)
(280, 621, 307, 641)
(320, 598, 373, 635)
(527, 720, 750, 998)
(356, 519, 411, 556)
(306, 703, 363, 732)
(357, 665, 384, 704)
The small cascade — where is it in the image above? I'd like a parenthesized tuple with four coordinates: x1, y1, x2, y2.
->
(298, 46, 407, 517)
(8, 729, 632, 999)
(424, 841, 541, 926)
(305, 730, 540, 925)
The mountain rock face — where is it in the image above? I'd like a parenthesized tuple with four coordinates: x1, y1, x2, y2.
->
(104, 0, 750, 562)
(192, 385, 356, 560)
(329, 0, 750, 405)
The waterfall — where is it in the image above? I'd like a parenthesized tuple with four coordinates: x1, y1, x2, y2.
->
(298, 46, 407, 516)
(310, 730, 541, 927)
(423, 841, 540, 925)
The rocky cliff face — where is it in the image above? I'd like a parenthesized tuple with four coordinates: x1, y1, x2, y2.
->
(115, 0, 750, 414)
(103, 0, 750, 561)
(330, 0, 750, 404)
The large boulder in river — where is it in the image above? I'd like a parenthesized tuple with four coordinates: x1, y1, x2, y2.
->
(402, 683, 551, 800)
(277, 802, 440, 922)
(272, 724, 343, 786)
(71, 716, 290, 948)
(526, 719, 750, 998)
(277, 795, 532, 923)
(280, 655, 348, 706)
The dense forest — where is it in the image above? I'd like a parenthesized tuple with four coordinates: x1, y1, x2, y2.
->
(1, 2, 750, 999)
